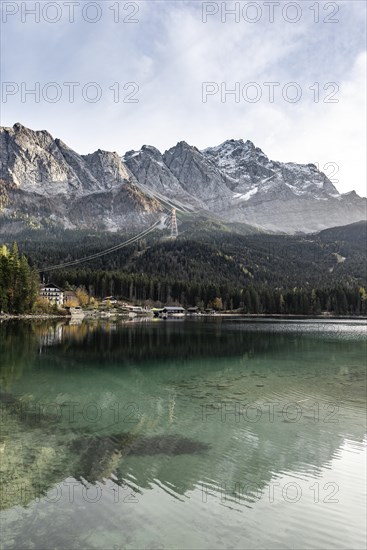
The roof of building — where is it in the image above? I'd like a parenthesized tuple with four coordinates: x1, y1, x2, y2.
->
(40, 283, 63, 291)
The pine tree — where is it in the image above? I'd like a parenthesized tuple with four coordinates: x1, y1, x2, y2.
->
(0, 244, 39, 314)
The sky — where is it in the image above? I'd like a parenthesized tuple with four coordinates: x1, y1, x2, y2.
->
(1, 0, 366, 196)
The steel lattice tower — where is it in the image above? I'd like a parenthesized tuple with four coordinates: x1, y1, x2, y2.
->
(170, 208, 178, 238)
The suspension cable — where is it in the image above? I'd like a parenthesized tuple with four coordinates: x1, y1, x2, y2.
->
(39, 220, 162, 272)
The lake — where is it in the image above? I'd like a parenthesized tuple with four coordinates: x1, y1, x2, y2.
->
(0, 317, 366, 550)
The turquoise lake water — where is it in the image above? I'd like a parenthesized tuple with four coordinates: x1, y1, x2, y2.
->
(0, 317, 366, 549)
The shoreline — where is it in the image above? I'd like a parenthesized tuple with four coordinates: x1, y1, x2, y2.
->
(217, 313, 367, 319)
(0, 314, 69, 320)
(1, 313, 366, 321)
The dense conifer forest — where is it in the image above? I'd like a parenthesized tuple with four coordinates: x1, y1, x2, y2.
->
(0, 243, 39, 313)
(0, 220, 366, 315)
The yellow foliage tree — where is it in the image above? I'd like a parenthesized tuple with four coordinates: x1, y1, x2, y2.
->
(75, 287, 89, 307)
(212, 297, 223, 310)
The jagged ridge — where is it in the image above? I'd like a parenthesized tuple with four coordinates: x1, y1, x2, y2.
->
(1, 123, 366, 233)
(0, 123, 162, 231)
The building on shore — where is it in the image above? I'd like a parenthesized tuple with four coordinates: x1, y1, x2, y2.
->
(101, 296, 118, 305)
(39, 283, 64, 306)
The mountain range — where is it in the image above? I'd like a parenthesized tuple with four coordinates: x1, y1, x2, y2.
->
(0, 123, 365, 234)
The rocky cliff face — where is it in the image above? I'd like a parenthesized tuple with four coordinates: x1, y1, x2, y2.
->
(126, 138, 366, 233)
(123, 145, 203, 212)
(0, 124, 161, 231)
(205, 140, 366, 232)
(1, 123, 366, 234)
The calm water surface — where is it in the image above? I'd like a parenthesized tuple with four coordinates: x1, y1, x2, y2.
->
(0, 318, 366, 550)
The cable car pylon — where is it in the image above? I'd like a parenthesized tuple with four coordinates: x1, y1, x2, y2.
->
(170, 208, 178, 238)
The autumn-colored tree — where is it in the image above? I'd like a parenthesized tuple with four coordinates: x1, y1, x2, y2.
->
(75, 287, 89, 307)
(212, 297, 223, 310)
(89, 296, 99, 308)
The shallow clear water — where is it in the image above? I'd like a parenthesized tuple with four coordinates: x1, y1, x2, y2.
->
(0, 317, 366, 550)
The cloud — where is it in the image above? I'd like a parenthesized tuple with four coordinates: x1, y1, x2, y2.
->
(1, 0, 366, 196)
(265, 51, 366, 196)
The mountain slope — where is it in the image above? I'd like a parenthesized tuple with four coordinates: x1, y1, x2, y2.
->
(3, 219, 366, 290)
(1, 123, 366, 234)
(0, 123, 162, 231)
(318, 220, 367, 247)
(126, 138, 366, 233)
(202, 140, 366, 232)
(123, 144, 204, 212)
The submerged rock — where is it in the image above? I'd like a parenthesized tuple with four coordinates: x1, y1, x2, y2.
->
(70, 432, 210, 458)
(69, 433, 210, 483)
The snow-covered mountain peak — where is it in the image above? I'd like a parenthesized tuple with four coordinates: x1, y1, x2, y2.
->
(204, 138, 269, 164)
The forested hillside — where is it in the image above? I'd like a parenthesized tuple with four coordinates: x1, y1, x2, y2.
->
(1, 220, 366, 315)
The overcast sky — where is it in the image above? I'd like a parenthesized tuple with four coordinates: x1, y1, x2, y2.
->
(1, 0, 366, 196)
